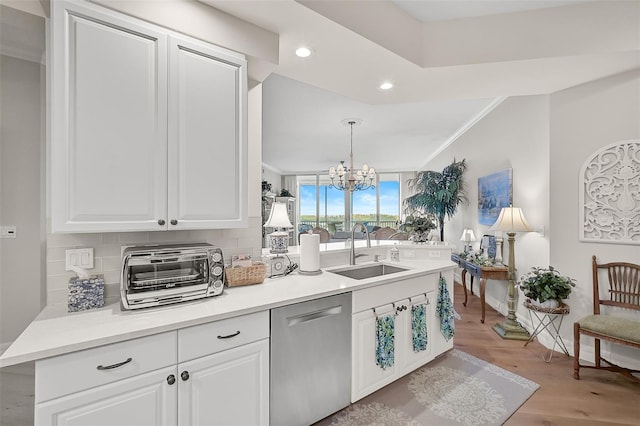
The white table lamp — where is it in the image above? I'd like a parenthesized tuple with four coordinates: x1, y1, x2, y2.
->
(489, 206, 533, 340)
(459, 229, 476, 253)
(264, 203, 293, 253)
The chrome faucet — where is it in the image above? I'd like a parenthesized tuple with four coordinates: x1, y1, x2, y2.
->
(349, 222, 371, 265)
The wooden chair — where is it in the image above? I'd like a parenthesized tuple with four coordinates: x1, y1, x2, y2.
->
(372, 227, 396, 240)
(573, 256, 640, 382)
(311, 227, 331, 243)
(388, 232, 409, 240)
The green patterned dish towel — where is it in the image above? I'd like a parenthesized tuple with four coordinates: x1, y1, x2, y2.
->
(436, 275, 456, 341)
(375, 314, 395, 369)
(411, 304, 428, 352)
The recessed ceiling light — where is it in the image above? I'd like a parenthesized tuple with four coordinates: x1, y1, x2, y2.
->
(295, 47, 313, 58)
(379, 81, 394, 90)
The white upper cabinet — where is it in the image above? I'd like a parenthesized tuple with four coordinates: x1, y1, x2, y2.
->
(50, 0, 247, 233)
(168, 35, 246, 230)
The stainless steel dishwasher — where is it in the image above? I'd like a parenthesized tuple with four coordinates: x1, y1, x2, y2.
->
(271, 292, 352, 426)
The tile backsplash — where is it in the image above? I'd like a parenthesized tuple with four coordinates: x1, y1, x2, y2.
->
(46, 217, 263, 306)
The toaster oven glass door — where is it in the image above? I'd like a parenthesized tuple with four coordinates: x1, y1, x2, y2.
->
(127, 254, 209, 293)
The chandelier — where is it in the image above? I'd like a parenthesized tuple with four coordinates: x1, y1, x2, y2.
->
(329, 119, 376, 192)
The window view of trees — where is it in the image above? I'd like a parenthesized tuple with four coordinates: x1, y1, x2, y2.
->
(298, 174, 400, 234)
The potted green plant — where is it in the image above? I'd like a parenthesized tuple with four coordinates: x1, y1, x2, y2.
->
(403, 159, 467, 242)
(399, 213, 436, 242)
(517, 266, 576, 309)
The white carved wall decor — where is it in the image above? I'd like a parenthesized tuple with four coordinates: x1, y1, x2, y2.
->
(580, 140, 640, 245)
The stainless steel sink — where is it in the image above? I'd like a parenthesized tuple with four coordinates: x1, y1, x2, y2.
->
(328, 264, 409, 280)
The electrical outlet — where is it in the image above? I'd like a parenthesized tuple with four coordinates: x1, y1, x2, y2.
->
(66, 248, 94, 270)
(428, 250, 441, 258)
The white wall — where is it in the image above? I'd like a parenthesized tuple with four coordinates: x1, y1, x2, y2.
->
(549, 69, 640, 368)
(424, 95, 551, 322)
(0, 54, 46, 346)
(426, 71, 640, 369)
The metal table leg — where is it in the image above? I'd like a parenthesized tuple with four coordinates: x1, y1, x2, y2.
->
(524, 308, 570, 363)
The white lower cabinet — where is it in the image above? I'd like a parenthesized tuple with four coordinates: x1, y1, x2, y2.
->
(35, 366, 178, 426)
(352, 309, 398, 399)
(178, 340, 269, 426)
(351, 271, 452, 402)
(35, 311, 269, 426)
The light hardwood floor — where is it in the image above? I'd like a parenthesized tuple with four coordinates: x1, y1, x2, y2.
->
(1, 282, 638, 425)
(452, 281, 639, 425)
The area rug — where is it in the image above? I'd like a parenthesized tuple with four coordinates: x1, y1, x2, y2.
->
(315, 349, 539, 426)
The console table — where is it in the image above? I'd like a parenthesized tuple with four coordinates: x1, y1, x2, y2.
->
(451, 254, 509, 323)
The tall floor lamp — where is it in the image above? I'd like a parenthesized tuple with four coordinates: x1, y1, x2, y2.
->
(489, 206, 532, 340)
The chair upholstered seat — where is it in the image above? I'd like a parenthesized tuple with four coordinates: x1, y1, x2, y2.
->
(573, 256, 640, 383)
(577, 315, 640, 345)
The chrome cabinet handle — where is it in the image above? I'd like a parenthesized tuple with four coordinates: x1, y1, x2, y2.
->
(167, 374, 176, 385)
(170, 219, 178, 225)
(181, 371, 190, 381)
(158, 219, 166, 226)
(217, 330, 241, 339)
(96, 357, 132, 370)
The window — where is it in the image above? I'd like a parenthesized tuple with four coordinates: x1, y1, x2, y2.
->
(378, 174, 400, 228)
(351, 187, 376, 227)
(296, 173, 400, 234)
(299, 182, 317, 233)
(320, 184, 345, 233)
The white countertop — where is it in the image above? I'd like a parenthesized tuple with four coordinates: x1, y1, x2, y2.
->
(0, 258, 455, 368)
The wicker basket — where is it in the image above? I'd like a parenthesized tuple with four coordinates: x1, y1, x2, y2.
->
(225, 262, 267, 287)
(523, 299, 570, 314)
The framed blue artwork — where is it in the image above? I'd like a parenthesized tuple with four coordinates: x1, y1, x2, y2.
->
(478, 169, 513, 225)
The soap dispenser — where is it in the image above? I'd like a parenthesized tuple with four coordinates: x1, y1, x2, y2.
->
(390, 245, 400, 261)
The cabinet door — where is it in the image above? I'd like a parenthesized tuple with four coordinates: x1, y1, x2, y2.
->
(35, 366, 177, 426)
(178, 339, 269, 426)
(351, 309, 397, 402)
(50, 0, 168, 232)
(397, 293, 435, 375)
(168, 35, 247, 229)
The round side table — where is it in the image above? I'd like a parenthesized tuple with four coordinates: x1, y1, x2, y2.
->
(523, 300, 570, 362)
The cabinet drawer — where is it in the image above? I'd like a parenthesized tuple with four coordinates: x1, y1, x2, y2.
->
(36, 331, 177, 403)
(353, 274, 438, 313)
(178, 310, 269, 362)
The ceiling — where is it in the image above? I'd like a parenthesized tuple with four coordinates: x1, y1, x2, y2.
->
(392, 0, 591, 22)
(262, 74, 501, 174)
(203, 0, 638, 175)
(2, 1, 637, 176)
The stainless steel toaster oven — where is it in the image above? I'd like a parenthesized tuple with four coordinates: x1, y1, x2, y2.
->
(121, 243, 224, 310)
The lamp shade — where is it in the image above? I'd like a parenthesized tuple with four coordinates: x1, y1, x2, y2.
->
(264, 203, 293, 229)
(460, 229, 476, 242)
(489, 206, 532, 233)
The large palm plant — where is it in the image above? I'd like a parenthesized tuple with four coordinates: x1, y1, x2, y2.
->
(404, 159, 468, 242)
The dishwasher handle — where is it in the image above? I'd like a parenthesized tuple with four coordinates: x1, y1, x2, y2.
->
(287, 305, 342, 327)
